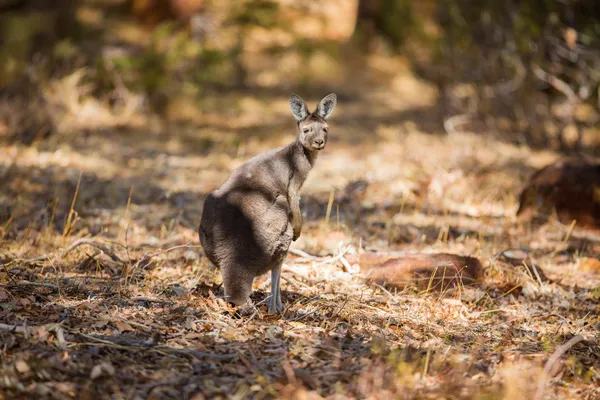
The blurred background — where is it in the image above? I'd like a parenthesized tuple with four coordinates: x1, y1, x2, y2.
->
(1, 0, 599, 152)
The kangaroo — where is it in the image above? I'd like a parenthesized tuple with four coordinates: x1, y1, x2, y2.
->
(199, 93, 337, 313)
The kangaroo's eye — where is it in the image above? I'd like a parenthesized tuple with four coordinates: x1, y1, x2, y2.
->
(303, 128, 310, 134)
(323, 127, 328, 133)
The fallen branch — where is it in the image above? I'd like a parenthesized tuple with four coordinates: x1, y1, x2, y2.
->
(77, 332, 236, 360)
(153, 347, 237, 360)
(348, 252, 483, 290)
(534, 335, 584, 400)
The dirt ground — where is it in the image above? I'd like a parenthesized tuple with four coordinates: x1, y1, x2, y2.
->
(1, 62, 599, 399)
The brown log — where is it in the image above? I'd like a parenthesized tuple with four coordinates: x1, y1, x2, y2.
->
(347, 252, 483, 290)
(516, 158, 600, 229)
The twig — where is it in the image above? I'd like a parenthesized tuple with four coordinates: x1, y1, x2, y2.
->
(490, 53, 527, 96)
(339, 255, 353, 272)
(312, 246, 350, 269)
(130, 296, 170, 304)
(146, 242, 197, 258)
(1, 262, 17, 283)
(77, 332, 237, 360)
(443, 114, 472, 135)
(63, 238, 125, 263)
(374, 284, 399, 305)
(240, 309, 260, 326)
(423, 347, 432, 376)
(288, 248, 318, 261)
(534, 335, 584, 400)
(0, 323, 66, 348)
(22, 255, 50, 264)
(116, 317, 154, 332)
(152, 347, 237, 360)
(281, 275, 309, 290)
(280, 275, 302, 290)
(0, 281, 59, 291)
(281, 267, 322, 285)
(532, 64, 579, 104)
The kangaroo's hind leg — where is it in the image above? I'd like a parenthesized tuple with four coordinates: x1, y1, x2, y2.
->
(267, 262, 284, 314)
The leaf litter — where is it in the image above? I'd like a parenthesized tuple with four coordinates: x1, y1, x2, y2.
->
(0, 86, 599, 399)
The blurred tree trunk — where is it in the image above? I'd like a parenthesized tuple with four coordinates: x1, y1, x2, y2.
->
(351, 0, 414, 51)
(352, 0, 380, 51)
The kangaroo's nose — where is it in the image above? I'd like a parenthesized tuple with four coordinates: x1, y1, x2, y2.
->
(314, 139, 324, 145)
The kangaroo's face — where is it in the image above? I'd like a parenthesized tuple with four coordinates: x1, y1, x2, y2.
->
(299, 115, 328, 151)
(289, 93, 337, 152)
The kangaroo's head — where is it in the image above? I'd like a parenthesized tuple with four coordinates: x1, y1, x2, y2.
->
(289, 93, 337, 151)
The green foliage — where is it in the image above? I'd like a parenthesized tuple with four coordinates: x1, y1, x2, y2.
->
(227, 0, 279, 30)
(422, 0, 600, 151)
(107, 22, 196, 95)
(0, 13, 47, 87)
(379, 0, 418, 48)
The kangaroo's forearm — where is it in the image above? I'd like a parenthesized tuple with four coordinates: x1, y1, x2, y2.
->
(289, 193, 303, 240)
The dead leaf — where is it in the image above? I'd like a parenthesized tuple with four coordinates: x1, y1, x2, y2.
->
(54, 382, 76, 396)
(580, 258, 600, 273)
(15, 360, 30, 374)
(564, 27, 578, 49)
(0, 288, 8, 301)
(113, 319, 134, 332)
(172, 285, 187, 297)
(90, 364, 103, 380)
(183, 332, 203, 340)
(93, 319, 109, 329)
(90, 362, 115, 380)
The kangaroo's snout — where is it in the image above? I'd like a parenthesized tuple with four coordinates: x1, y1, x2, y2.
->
(312, 138, 325, 149)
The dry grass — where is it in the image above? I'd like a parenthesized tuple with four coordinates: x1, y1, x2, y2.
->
(1, 65, 600, 400)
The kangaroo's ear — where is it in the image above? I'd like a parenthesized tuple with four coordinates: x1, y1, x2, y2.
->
(290, 93, 310, 121)
(316, 93, 337, 119)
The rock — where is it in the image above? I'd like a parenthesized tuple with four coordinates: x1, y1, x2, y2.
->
(347, 252, 483, 290)
(516, 159, 600, 229)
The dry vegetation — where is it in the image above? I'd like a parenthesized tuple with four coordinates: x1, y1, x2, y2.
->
(1, 1, 600, 399)
(1, 67, 599, 399)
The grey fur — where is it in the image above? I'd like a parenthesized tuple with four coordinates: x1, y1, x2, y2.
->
(199, 93, 337, 313)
